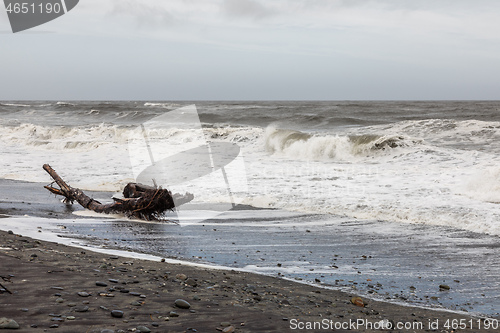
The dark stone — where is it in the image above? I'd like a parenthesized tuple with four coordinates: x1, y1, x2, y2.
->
(74, 306, 89, 313)
(185, 278, 198, 287)
(111, 310, 124, 318)
(174, 299, 191, 309)
(96, 281, 108, 287)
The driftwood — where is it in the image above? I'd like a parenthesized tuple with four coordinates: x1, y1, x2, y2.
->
(43, 164, 193, 221)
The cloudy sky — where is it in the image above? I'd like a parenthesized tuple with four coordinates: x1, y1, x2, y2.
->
(1, 0, 500, 100)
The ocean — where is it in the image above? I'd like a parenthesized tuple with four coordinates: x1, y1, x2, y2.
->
(0, 101, 499, 317)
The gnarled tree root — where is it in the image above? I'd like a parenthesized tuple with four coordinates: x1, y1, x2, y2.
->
(43, 164, 193, 221)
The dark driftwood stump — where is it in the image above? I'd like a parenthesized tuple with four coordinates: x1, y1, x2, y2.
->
(43, 164, 193, 221)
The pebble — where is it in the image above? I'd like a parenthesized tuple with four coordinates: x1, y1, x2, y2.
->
(49, 324, 59, 328)
(111, 310, 124, 318)
(67, 303, 77, 307)
(136, 326, 151, 333)
(351, 297, 365, 307)
(0, 318, 20, 329)
(108, 279, 119, 283)
(119, 289, 130, 293)
(96, 281, 108, 287)
(78, 291, 90, 297)
(222, 326, 235, 333)
(439, 284, 451, 290)
(55, 298, 64, 303)
(74, 306, 89, 313)
(176, 274, 188, 281)
(185, 278, 197, 287)
(129, 292, 141, 296)
(20, 309, 29, 312)
(175, 299, 191, 309)
(66, 316, 75, 321)
(169, 311, 179, 317)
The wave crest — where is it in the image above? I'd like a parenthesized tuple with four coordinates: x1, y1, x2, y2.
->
(264, 127, 416, 161)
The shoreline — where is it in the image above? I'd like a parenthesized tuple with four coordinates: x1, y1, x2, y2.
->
(1, 229, 498, 332)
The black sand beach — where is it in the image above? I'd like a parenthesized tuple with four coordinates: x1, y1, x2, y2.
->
(1, 229, 499, 333)
(0, 179, 499, 332)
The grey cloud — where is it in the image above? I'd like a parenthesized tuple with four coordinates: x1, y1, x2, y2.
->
(111, 0, 175, 28)
(222, 0, 275, 19)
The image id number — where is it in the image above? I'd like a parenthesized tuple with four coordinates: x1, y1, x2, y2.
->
(6, 2, 62, 14)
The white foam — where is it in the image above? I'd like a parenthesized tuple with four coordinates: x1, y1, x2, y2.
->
(459, 166, 500, 203)
(264, 126, 420, 162)
(2, 118, 500, 236)
(144, 102, 182, 108)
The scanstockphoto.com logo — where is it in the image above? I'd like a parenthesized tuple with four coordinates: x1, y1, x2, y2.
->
(3, 0, 79, 33)
(128, 105, 248, 224)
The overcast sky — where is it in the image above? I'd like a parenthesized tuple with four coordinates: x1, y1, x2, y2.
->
(1, 0, 500, 100)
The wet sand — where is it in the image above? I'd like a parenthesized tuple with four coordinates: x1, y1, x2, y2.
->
(0, 178, 499, 332)
(1, 229, 499, 333)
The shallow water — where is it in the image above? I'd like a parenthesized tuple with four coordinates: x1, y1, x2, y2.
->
(0, 203, 498, 318)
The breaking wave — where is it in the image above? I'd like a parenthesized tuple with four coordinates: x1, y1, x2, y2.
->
(459, 167, 500, 204)
(264, 126, 420, 161)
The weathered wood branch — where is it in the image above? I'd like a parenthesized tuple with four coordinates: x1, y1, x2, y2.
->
(43, 164, 193, 221)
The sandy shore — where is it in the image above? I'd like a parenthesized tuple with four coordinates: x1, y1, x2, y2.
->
(1, 230, 498, 333)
